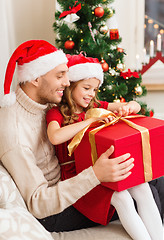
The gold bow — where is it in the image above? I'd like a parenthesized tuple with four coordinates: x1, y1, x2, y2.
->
(68, 108, 152, 182)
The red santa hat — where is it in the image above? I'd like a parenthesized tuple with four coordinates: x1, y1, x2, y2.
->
(1, 39, 68, 107)
(67, 54, 104, 86)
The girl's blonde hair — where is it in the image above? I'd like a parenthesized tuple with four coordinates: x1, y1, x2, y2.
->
(59, 80, 100, 126)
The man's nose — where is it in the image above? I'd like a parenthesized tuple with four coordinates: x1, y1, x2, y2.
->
(63, 74, 70, 87)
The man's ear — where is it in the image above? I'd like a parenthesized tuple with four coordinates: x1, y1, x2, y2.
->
(31, 78, 40, 87)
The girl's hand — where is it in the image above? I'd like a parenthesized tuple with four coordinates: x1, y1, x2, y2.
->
(97, 116, 115, 124)
(90, 115, 114, 124)
(115, 101, 141, 117)
(104, 116, 115, 123)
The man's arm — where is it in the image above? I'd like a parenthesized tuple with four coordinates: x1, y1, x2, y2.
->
(1, 145, 134, 219)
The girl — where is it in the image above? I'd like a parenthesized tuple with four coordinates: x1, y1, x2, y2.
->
(46, 54, 163, 240)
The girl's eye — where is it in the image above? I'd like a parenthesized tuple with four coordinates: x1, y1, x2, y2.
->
(84, 87, 89, 90)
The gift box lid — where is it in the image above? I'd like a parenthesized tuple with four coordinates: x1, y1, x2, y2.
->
(95, 116, 164, 147)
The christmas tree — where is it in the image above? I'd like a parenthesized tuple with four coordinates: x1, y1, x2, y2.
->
(53, 0, 153, 116)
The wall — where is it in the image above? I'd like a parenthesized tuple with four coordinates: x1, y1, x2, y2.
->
(140, 91, 164, 119)
(0, 0, 55, 98)
(11, 0, 55, 46)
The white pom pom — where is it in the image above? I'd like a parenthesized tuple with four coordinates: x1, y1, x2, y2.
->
(0, 92, 16, 107)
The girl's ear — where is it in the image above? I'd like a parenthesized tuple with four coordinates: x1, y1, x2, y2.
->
(31, 78, 40, 87)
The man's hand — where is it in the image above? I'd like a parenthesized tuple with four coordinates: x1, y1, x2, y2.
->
(93, 145, 134, 183)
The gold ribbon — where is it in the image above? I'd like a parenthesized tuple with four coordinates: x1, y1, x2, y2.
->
(68, 108, 152, 182)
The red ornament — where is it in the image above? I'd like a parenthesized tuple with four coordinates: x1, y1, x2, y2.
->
(110, 29, 119, 40)
(149, 110, 154, 117)
(117, 47, 124, 53)
(64, 40, 75, 50)
(120, 97, 126, 103)
(94, 7, 104, 18)
(100, 60, 109, 72)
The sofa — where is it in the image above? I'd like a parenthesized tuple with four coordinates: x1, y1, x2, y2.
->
(0, 164, 132, 240)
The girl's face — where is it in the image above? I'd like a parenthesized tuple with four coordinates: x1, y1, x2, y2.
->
(71, 78, 100, 113)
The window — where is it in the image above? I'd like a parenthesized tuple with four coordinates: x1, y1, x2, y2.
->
(144, 0, 164, 54)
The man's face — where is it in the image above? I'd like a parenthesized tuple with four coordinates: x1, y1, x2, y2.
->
(37, 63, 70, 104)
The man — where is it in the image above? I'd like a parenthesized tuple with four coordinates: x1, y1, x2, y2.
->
(0, 40, 162, 232)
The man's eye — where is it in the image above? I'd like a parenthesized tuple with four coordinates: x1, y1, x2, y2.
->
(57, 75, 62, 79)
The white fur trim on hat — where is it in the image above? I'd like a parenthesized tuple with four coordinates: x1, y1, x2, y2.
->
(0, 92, 16, 107)
(68, 63, 104, 86)
(17, 50, 68, 82)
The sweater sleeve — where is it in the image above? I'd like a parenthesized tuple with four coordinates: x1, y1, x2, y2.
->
(1, 145, 100, 219)
(99, 100, 109, 109)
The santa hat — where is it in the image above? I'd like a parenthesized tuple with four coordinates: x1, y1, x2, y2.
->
(1, 39, 68, 107)
(67, 54, 104, 86)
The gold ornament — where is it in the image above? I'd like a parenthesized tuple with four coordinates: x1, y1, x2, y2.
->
(80, 39, 84, 42)
(116, 62, 126, 71)
(99, 24, 109, 34)
(113, 96, 120, 102)
(107, 8, 113, 18)
(134, 84, 143, 96)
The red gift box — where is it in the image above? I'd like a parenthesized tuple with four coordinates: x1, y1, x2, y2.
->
(74, 116, 164, 192)
(110, 29, 119, 40)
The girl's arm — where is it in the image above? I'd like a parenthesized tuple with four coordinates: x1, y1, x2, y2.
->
(107, 101, 141, 116)
(47, 117, 98, 145)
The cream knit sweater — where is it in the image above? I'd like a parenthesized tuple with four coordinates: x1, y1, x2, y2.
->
(0, 85, 100, 219)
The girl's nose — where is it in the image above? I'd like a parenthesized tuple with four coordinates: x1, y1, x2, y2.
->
(89, 90, 95, 97)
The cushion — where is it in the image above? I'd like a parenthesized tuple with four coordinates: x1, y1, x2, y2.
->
(51, 221, 132, 240)
(0, 207, 54, 240)
(0, 164, 132, 239)
(0, 164, 26, 209)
